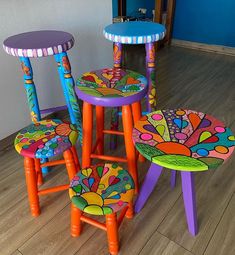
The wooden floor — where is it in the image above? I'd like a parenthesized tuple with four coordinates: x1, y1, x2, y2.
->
(0, 46, 235, 255)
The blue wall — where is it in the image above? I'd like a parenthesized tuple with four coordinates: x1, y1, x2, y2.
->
(112, 0, 155, 18)
(173, 0, 235, 47)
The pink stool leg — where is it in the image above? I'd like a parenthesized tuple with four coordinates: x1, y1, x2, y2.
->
(181, 171, 198, 236)
(134, 163, 163, 213)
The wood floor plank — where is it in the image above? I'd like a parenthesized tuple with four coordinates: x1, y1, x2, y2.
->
(139, 231, 194, 255)
(204, 194, 235, 255)
(18, 204, 97, 255)
(11, 250, 23, 255)
(0, 166, 72, 255)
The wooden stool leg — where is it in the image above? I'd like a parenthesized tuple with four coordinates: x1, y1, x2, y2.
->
(34, 158, 43, 186)
(181, 171, 198, 236)
(63, 149, 77, 181)
(145, 42, 156, 112)
(110, 42, 123, 150)
(24, 157, 40, 217)
(125, 202, 134, 219)
(106, 213, 119, 255)
(131, 102, 145, 162)
(71, 146, 80, 171)
(122, 105, 139, 193)
(82, 102, 93, 168)
(71, 204, 82, 237)
(96, 106, 104, 155)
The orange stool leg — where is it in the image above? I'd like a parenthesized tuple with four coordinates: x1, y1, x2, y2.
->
(63, 149, 78, 181)
(71, 204, 82, 237)
(106, 213, 119, 255)
(71, 145, 81, 171)
(122, 105, 139, 193)
(34, 158, 43, 186)
(96, 106, 104, 155)
(24, 157, 40, 217)
(125, 202, 134, 219)
(82, 102, 93, 168)
(131, 102, 146, 163)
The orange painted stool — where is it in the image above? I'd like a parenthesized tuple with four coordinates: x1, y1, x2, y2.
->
(75, 68, 148, 191)
(15, 119, 80, 216)
(69, 163, 135, 255)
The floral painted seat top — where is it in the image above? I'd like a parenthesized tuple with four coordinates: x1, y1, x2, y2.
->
(76, 68, 147, 106)
(69, 163, 134, 215)
(132, 109, 235, 171)
(15, 119, 78, 158)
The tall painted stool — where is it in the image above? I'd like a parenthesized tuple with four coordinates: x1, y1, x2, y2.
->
(69, 163, 135, 255)
(132, 109, 235, 235)
(103, 21, 165, 148)
(15, 119, 79, 216)
(76, 68, 148, 192)
(3, 30, 82, 173)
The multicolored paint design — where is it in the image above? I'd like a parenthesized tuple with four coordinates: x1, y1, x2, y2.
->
(55, 52, 83, 144)
(113, 43, 122, 68)
(3, 30, 74, 58)
(146, 43, 157, 111)
(133, 109, 235, 171)
(15, 119, 78, 158)
(76, 68, 147, 98)
(20, 57, 41, 123)
(69, 163, 135, 215)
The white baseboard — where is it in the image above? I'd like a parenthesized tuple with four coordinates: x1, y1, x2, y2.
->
(171, 39, 235, 57)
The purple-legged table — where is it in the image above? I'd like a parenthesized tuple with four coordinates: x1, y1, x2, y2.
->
(132, 109, 235, 235)
(3, 30, 82, 173)
(103, 21, 166, 148)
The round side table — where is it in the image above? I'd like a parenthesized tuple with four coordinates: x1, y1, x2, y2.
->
(132, 109, 235, 235)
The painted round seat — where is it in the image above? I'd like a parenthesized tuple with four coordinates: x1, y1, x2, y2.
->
(133, 109, 235, 171)
(15, 119, 78, 158)
(76, 68, 148, 107)
(3, 30, 74, 57)
(69, 163, 135, 215)
(103, 21, 165, 44)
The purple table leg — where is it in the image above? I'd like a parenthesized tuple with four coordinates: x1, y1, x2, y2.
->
(134, 163, 163, 213)
(181, 171, 198, 236)
(171, 170, 177, 189)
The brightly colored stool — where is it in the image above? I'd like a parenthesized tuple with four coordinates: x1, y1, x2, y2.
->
(15, 119, 80, 216)
(132, 109, 235, 235)
(69, 163, 135, 255)
(104, 21, 165, 149)
(76, 68, 148, 191)
(3, 30, 82, 174)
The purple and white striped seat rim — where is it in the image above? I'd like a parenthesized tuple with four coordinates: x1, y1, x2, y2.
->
(3, 30, 74, 58)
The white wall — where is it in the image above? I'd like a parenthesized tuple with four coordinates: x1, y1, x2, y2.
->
(0, 0, 113, 139)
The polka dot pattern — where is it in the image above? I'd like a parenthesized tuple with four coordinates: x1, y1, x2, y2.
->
(15, 119, 78, 158)
(132, 109, 235, 171)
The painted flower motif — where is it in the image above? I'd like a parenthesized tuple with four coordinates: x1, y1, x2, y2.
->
(149, 88, 157, 107)
(30, 111, 38, 123)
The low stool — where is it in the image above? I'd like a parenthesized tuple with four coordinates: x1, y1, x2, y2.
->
(69, 163, 135, 255)
(15, 119, 80, 216)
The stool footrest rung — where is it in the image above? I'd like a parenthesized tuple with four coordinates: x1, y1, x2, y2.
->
(40, 105, 68, 114)
(38, 184, 69, 195)
(103, 130, 124, 136)
(90, 154, 127, 163)
(41, 159, 65, 167)
(80, 215, 107, 231)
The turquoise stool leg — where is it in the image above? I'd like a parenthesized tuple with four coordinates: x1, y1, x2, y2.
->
(54, 52, 82, 144)
(110, 42, 122, 150)
(19, 57, 49, 174)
